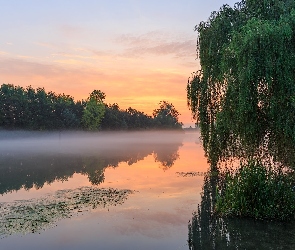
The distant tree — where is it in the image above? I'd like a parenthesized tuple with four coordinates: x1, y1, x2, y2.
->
(89, 90, 106, 103)
(153, 101, 182, 129)
(0, 84, 28, 128)
(25, 85, 37, 129)
(125, 107, 154, 130)
(0, 83, 184, 131)
(82, 90, 106, 130)
(101, 104, 157, 131)
(101, 103, 126, 130)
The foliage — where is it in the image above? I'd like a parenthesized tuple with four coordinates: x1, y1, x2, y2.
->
(153, 101, 183, 129)
(102, 101, 183, 131)
(82, 90, 106, 130)
(187, 0, 295, 221)
(82, 99, 105, 130)
(0, 84, 183, 131)
(101, 101, 183, 131)
(101, 103, 153, 130)
(0, 84, 83, 130)
(188, 169, 295, 249)
(125, 107, 154, 130)
(101, 103, 126, 130)
(215, 161, 295, 220)
(89, 89, 106, 103)
(187, 0, 295, 168)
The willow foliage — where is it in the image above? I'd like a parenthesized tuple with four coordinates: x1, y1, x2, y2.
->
(187, 0, 295, 168)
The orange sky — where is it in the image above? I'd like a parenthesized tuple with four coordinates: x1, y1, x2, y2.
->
(0, 1, 236, 127)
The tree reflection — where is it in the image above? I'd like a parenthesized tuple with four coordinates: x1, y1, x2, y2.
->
(80, 157, 107, 185)
(0, 187, 133, 237)
(188, 170, 295, 249)
(0, 132, 183, 194)
(153, 143, 181, 171)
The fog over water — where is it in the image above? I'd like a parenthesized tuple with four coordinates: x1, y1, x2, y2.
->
(0, 130, 185, 155)
(1, 130, 295, 249)
(0, 130, 207, 250)
(0, 130, 188, 195)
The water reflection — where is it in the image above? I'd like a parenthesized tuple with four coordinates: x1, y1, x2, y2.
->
(0, 187, 133, 237)
(0, 131, 183, 194)
(154, 143, 180, 171)
(0, 131, 206, 249)
(188, 170, 295, 249)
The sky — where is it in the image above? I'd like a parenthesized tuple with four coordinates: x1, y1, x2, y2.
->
(0, 0, 237, 127)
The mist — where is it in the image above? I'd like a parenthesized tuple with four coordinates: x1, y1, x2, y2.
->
(0, 130, 185, 156)
(0, 130, 186, 194)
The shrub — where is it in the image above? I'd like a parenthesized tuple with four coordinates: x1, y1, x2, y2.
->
(215, 161, 295, 220)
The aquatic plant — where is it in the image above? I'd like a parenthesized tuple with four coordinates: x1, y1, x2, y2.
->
(176, 171, 206, 177)
(0, 187, 134, 237)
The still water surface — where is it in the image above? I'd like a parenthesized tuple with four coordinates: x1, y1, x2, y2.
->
(1, 131, 295, 250)
(0, 131, 208, 250)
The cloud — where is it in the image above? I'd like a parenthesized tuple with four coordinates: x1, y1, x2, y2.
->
(0, 56, 106, 98)
(0, 55, 177, 101)
(49, 48, 115, 64)
(126, 40, 196, 58)
(0, 53, 194, 124)
(51, 52, 93, 61)
(116, 31, 196, 59)
(0, 57, 78, 78)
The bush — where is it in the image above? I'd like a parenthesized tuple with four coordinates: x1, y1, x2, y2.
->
(215, 161, 295, 220)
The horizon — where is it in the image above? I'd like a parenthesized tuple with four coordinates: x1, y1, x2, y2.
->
(0, 0, 237, 127)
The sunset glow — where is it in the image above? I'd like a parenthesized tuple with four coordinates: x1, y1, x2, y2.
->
(0, 0, 236, 126)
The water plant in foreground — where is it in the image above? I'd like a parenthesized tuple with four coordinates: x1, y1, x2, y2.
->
(215, 162, 295, 221)
(0, 187, 134, 237)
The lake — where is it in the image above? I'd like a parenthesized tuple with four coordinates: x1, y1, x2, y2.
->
(0, 130, 208, 250)
(1, 130, 295, 250)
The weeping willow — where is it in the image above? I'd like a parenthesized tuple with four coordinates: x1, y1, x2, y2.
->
(187, 0, 295, 169)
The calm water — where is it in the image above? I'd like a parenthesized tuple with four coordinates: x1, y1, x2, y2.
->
(188, 172, 295, 250)
(1, 131, 295, 250)
(0, 130, 208, 250)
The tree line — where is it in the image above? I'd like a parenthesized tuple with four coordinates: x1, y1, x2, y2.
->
(0, 83, 183, 131)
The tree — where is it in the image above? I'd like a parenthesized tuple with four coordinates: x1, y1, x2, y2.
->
(82, 90, 106, 130)
(188, 169, 295, 248)
(125, 107, 153, 130)
(100, 104, 155, 131)
(89, 89, 106, 103)
(0, 84, 28, 128)
(153, 101, 182, 129)
(100, 103, 127, 130)
(187, 0, 295, 169)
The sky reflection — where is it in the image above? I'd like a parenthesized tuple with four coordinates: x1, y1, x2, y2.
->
(0, 131, 208, 250)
